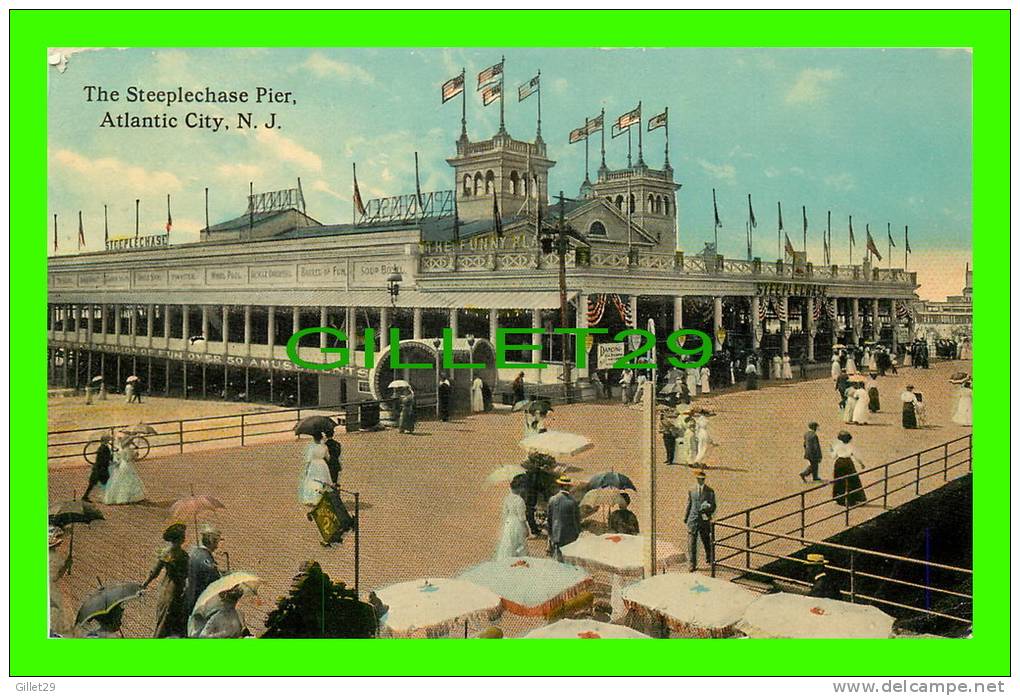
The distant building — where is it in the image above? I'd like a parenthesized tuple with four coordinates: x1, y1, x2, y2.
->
(914, 264, 972, 346)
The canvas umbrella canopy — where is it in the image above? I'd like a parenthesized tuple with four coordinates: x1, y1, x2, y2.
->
(192, 572, 262, 615)
(586, 471, 637, 491)
(524, 618, 650, 639)
(621, 572, 758, 638)
(524, 398, 554, 415)
(485, 464, 527, 485)
(293, 415, 337, 436)
(375, 578, 502, 639)
(948, 372, 969, 384)
(561, 533, 683, 579)
(75, 581, 143, 626)
(519, 430, 593, 458)
(737, 592, 896, 639)
(458, 556, 592, 617)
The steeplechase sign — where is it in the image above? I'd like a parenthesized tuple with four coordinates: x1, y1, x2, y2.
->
(106, 233, 170, 251)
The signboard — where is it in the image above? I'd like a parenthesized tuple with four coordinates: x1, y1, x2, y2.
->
(106, 233, 169, 251)
(896, 326, 910, 342)
(597, 342, 625, 370)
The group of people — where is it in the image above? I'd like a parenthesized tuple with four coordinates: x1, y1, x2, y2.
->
(297, 428, 343, 507)
(799, 422, 867, 507)
(833, 371, 881, 426)
(82, 433, 146, 505)
(659, 405, 715, 466)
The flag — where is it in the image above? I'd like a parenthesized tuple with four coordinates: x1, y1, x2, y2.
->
(585, 113, 604, 134)
(647, 110, 667, 131)
(866, 225, 882, 261)
(477, 62, 503, 89)
(104, 204, 109, 245)
(887, 222, 896, 248)
(610, 123, 627, 139)
(352, 164, 367, 218)
(481, 82, 502, 106)
(518, 74, 539, 101)
(784, 232, 795, 257)
(849, 215, 855, 246)
(802, 206, 808, 234)
(414, 152, 424, 212)
(441, 73, 464, 103)
(748, 194, 757, 228)
(778, 201, 784, 231)
(53, 215, 58, 252)
(568, 126, 586, 144)
(905, 225, 911, 253)
(712, 188, 721, 229)
(615, 105, 641, 130)
(78, 211, 85, 250)
(492, 190, 503, 238)
(165, 194, 173, 233)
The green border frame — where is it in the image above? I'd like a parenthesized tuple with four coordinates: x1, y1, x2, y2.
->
(12, 9, 1008, 676)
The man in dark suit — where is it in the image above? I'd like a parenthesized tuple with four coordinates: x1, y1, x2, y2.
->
(82, 434, 113, 502)
(800, 422, 823, 483)
(185, 523, 223, 618)
(437, 377, 452, 421)
(806, 553, 842, 600)
(324, 429, 342, 485)
(684, 469, 716, 571)
(546, 476, 581, 561)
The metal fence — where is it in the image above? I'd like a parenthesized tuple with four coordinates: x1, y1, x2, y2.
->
(711, 434, 973, 624)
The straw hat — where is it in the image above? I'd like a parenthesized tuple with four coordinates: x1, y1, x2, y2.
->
(806, 553, 829, 564)
(555, 476, 573, 486)
(692, 468, 708, 480)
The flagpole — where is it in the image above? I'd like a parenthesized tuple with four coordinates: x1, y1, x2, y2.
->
(53, 213, 58, 253)
(78, 210, 83, 251)
(135, 199, 139, 240)
(904, 225, 909, 270)
(460, 68, 467, 140)
(167, 193, 172, 235)
(104, 203, 109, 248)
(745, 221, 750, 261)
(536, 69, 542, 140)
(627, 127, 632, 168)
(352, 164, 357, 225)
(663, 106, 670, 168)
(887, 222, 892, 269)
(802, 206, 807, 258)
(849, 215, 853, 266)
(498, 56, 506, 135)
(636, 101, 644, 166)
(599, 108, 606, 174)
(249, 182, 254, 241)
(712, 188, 719, 252)
(204, 188, 210, 232)
(583, 116, 590, 183)
(826, 210, 831, 266)
(777, 201, 782, 262)
(747, 193, 754, 261)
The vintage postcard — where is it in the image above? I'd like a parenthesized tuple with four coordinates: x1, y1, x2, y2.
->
(44, 45, 973, 644)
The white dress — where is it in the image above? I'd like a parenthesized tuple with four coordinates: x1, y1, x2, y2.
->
(830, 355, 840, 380)
(866, 350, 877, 372)
(843, 388, 858, 423)
(781, 356, 793, 380)
(103, 446, 146, 505)
(694, 415, 713, 464)
(846, 355, 857, 374)
(699, 367, 711, 394)
(952, 386, 973, 426)
(686, 367, 699, 397)
(298, 442, 331, 506)
(470, 377, 484, 413)
(771, 356, 782, 379)
(851, 387, 870, 425)
(494, 493, 529, 559)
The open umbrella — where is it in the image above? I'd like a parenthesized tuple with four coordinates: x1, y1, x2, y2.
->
(121, 422, 157, 435)
(621, 572, 758, 638)
(192, 572, 261, 615)
(737, 592, 895, 639)
(293, 415, 337, 436)
(125, 375, 140, 383)
(485, 464, 527, 485)
(524, 618, 650, 639)
(91, 375, 104, 384)
(169, 494, 224, 524)
(387, 379, 411, 390)
(458, 557, 592, 617)
(949, 372, 969, 384)
(375, 578, 502, 638)
(519, 430, 593, 458)
(561, 533, 683, 579)
(511, 400, 530, 412)
(75, 581, 143, 626)
(48, 499, 104, 528)
(586, 471, 637, 491)
(581, 488, 628, 509)
(525, 398, 554, 415)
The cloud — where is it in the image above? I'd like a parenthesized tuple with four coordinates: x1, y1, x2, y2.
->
(552, 78, 569, 95)
(697, 158, 736, 181)
(311, 179, 344, 200)
(254, 129, 323, 172)
(215, 163, 262, 180)
(764, 166, 781, 178)
(299, 52, 374, 84)
(785, 68, 841, 105)
(823, 172, 856, 192)
(51, 149, 183, 193)
(789, 165, 805, 176)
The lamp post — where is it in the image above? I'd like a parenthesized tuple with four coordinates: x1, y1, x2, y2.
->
(432, 337, 442, 418)
(386, 267, 403, 306)
(541, 191, 575, 402)
(466, 334, 476, 385)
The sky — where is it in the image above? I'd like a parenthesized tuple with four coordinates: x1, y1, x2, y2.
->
(48, 47, 972, 300)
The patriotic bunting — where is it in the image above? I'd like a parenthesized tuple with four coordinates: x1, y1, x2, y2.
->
(586, 113, 604, 134)
(587, 294, 607, 326)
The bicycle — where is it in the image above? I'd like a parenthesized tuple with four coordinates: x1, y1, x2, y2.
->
(83, 432, 152, 464)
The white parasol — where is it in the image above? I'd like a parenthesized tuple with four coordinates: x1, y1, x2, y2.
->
(737, 592, 896, 639)
(458, 557, 592, 617)
(621, 572, 758, 638)
(485, 464, 527, 486)
(561, 533, 683, 578)
(524, 618, 650, 639)
(192, 572, 261, 615)
(375, 578, 502, 638)
(387, 379, 411, 390)
(519, 430, 593, 458)
(125, 375, 140, 383)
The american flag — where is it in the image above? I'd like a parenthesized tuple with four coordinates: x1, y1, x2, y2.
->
(518, 74, 539, 101)
(866, 226, 882, 261)
(481, 82, 502, 106)
(477, 62, 503, 90)
(568, 126, 586, 144)
(647, 110, 667, 131)
(615, 105, 640, 130)
(585, 113, 604, 134)
(441, 73, 464, 103)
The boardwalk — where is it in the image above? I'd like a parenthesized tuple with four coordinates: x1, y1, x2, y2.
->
(48, 359, 972, 638)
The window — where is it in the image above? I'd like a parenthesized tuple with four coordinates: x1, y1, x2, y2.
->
(473, 172, 483, 196)
(663, 197, 671, 216)
(509, 171, 519, 196)
(462, 174, 472, 196)
(629, 194, 636, 214)
(588, 221, 607, 238)
(647, 193, 655, 213)
(485, 170, 495, 194)
(614, 195, 624, 210)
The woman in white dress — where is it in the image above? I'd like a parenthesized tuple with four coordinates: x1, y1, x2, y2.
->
(845, 350, 857, 375)
(619, 370, 633, 404)
(866, 348, 877, 372)
(298, 432, 331, 507)
(685, 365, 700, 398)
(693, 414, 715, 465)
(830, 353, 841, 380)
(842, 384, 859, 424)
(851, 385, 870, 425)
(470, 376, 484, 413)
(781, 353, 793, 380)
(103, 437, 146, 505)
(494, 487, 529, 559)
(771, 354, 782, 380)
(699, 366, 711, 394)
(952, 380, 973, 426)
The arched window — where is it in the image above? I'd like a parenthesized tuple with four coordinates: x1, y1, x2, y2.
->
(663, 197, 671, 216)
(462, 174, 472, 196)
(531, 174, 540, 199)
(647, 193, 655, 213)
(473, 172, 483, 196)
(485, 170, 495, 194)
(588, 221, 607, 238)
(614, 195, 624, 210)
(629, 194, 636, 214)
(509, 171, 520, 196)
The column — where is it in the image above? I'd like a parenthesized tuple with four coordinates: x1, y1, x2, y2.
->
(851, 298, 860, 346)
(713, 296, 723, 349)
(181, 304, 190, 352)
(750, 296, 762, 349)
(292, 306, 300, 336)
(100, 304, 108, 337)
(531, 309, 543, 374)
(163, 304, 171, 345)
(413, 308, 423, 339)
(780, 296, 790, 354)
(891, 300, 900, 353)
(222, 305, 229, 352)
(379, 306, 390, 350)
(346, 307, 357, 352)
(629, 295, 639, 329)
(672, 296, 684, 331)
(146, 304, 154, 347)
(871, 298, 880, 342)
(488, 308, 499, 342)
(244, 305, 252, 355)
(201, 306, 209, 352)
(84, 305, 93, 344)
(267, 306, 276, 358)
(71, 304, 79, 334)
(449, 308, 459, 338)
(575, 295, 589, 380)
(806, 296, 816, 362)
(112, 303, 120, 339)
(319, 306, 327, 350)
(61, 305, 68, 342)
(129, 304, 137, 346)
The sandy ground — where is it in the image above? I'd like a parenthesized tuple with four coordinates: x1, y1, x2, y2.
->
(47, 359, 972, 638)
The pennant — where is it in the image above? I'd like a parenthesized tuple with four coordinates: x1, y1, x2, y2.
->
(712, 188, 721, 229)
(887, 222, 896, 248)
(53, 215, 58, 252)
(778, 201, 784, 231)
(441, 73, 464, 103)
(647, 110, 667, 131)
(585, 113, 604, 134)
(905, 225, 911, 253)
(492, 190, 503, 238)
(165, 195, 173, 233)
(518, 74, 539, 101)
(414, 152, 424, 212)
(802, 206, 808, 234)
(866, 225, 882, 261)
(78, 211, 86, 250)
(784, 232, 796, 257)
(481, 82, 502, 106)
(615, 105, 641, 131)
(748, 194, 757, 228)
(477, 62, 503, 89)
(568, 126, 586, 144)
(610, 123, 627, 139)
(849, 215, 855, 246)
(353, 165, 367, 218)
